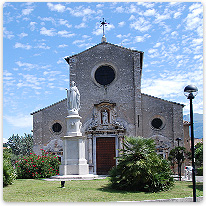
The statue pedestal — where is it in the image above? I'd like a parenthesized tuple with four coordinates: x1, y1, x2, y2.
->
(59, 110, 89, 176)
(59, 135, 89, 175)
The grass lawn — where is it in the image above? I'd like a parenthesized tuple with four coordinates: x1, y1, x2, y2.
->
(3, 178, 203, 202)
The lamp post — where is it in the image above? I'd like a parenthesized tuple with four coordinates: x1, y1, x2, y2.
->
(176, 138, 182, 181)
(184, 85, 198, 202)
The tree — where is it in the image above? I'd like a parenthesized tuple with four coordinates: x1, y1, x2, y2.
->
(6, 133, 33, 156)
(195, 142, 203, 167)
(109, 136, 174, 192)
(168, 146, 186, 176)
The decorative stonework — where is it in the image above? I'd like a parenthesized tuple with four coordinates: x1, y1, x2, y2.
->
(86, 101, 125, 135)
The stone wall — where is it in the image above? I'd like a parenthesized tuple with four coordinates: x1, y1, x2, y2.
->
(67, 42, 143, 136)
(141, 93, 184, 154)
(32, 99, 68, 155)
(31, 41, 185, 161)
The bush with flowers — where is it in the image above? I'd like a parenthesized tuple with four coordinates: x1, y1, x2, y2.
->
(15, 149, 60, 179)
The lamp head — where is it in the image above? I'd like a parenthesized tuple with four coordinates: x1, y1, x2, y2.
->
(184, 85, 198, 99)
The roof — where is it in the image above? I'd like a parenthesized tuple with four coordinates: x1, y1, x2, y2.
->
(64, 41, 144, 64)
(30, 98, 67, 115)
(141, 93, 185, 107)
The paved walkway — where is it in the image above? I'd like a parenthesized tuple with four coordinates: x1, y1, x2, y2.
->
(118, 196, 203, 202)
(174, 176, 203, 182)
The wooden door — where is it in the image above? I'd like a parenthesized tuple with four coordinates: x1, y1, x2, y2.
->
(96, 137, 116, 175)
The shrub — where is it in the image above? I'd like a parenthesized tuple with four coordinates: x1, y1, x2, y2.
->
(15, 149, 60, 179)
(196, 167, 203, 176)
(195, 142, 203, 167)
(109, 136, 174, 192)
(3, 149, 16, 187)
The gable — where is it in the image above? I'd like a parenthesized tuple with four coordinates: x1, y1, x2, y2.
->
(65, 41, 144, 69)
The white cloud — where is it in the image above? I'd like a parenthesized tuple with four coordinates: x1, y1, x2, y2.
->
(116, 6, 124, 13)
(129, 15, 135, 21)
(134, 36, 144, 42)
(22, 8, 34, 15)
(191, 38, 203, 46)
(3, 70, 14, 81)
(38, 16, 56, 24)
(142, 66, 203, 102)
(155, 12, 171, 23)
(144, 9, 156, 16)
(128, 4, 139, 13)
(174, 11, 181, 19)
(130, 17, 151, 32)
(58, 30, 75, 38)
(184, 3, 203, 32)
(193, 55, 202, 60)
(72, 39, 93, 49)
(17, 73, 45, 90)
(189, 3, 202, 12)
(148, 48, 158, 54)
(14, 42, 32, 50)
(73, 39, 85, 45)
(43, 70, 61, 76)
(40, 27, 56, 36)
(57, 59, 64, 64)
(75, 22, 87, 29)
(68, 6, 95, 17)
(96, 4, 103, 8)
(15, 61, 36, 70)
(18, 32, 28, 38)
(4, 114, 33, 128)
(34, 42, 50, 50)
(134, 34, 151, 43)
(154, 42, 161, 48)
(118, 21, 125, 27)
(82, 35, 90, 39)
(47, 3, 66, 12)
(58, 44, 68, 48)
(3, 27, 15, 39)
(116, 33, 131, 39)
(29, 22, 37, 31)
(137, 2, 155, 8)
(59, 19, 72, 28)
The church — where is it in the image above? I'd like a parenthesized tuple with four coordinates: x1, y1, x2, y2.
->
(31, 35, 185, 175)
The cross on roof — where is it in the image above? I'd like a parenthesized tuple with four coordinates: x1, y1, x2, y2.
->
(100, 18, 109, 36)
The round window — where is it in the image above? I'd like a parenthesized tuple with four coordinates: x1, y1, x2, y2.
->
(94, 65, 115, 86)
(52, 123, 62, 133)
(151, 118, 163, 129)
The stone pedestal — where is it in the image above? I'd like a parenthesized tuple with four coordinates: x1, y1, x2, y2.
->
(59, 110, 89, 176)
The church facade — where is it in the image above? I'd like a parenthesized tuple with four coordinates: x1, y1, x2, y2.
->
(31, 39, 184, 175)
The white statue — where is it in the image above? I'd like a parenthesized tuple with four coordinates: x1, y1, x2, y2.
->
(102, 110, 108, 125)
(66, 81, 80, 112)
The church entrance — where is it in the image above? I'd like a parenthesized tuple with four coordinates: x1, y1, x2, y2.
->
(96, 137, 116, 175)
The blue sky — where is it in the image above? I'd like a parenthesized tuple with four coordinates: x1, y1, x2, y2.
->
(2, 1, 204, 142)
